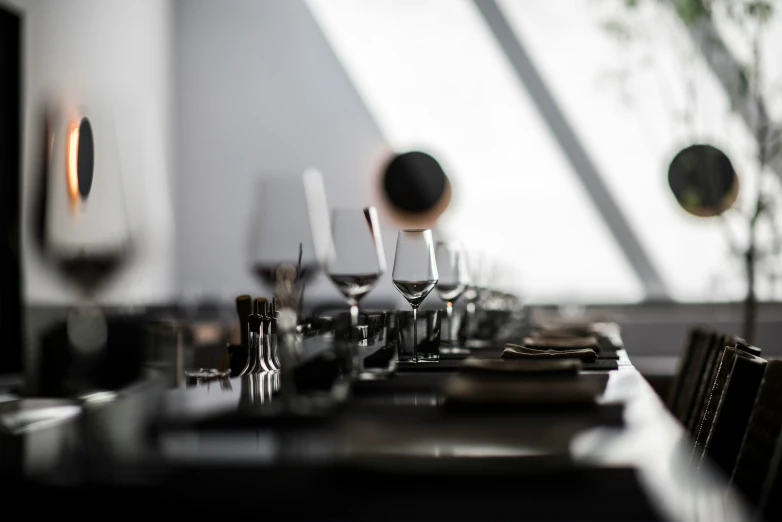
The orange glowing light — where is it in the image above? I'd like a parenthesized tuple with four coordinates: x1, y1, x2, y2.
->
(67, 120, 80, 207)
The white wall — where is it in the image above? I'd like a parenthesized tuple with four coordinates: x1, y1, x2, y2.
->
(174, 0, 394, 306)
(9, 0, 432, 309)
(8, 0, 175, 305)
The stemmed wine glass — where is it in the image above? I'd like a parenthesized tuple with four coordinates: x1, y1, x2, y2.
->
(392, 230, 438, 363)
(326, 207, 386, 328)
(435, 241, 469, 354)
(249, 170, 332, 294)
(248, 170, 333, 397)
(43, 108, 132, 392)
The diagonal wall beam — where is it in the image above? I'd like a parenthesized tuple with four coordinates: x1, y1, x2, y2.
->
(472, 0, 670, 301)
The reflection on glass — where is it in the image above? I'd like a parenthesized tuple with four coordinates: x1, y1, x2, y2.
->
(239, 373, 280, 408)
(392, 230, 438, 363)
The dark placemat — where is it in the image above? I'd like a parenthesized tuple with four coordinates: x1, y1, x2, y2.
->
(583, 360, 619, 371)
(598, 335, 619, 352)
(352, 372, 449, 395)
(400, 353, 620, 372)
(442, 373, 611, 411)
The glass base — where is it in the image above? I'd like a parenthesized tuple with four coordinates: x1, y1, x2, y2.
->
(357, 370, 392, 381)
(440, 346, 470, 355)
(464, 339, 495, 349)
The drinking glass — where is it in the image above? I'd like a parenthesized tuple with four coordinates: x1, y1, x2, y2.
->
(392, 230, 438, 363)
(247, 170, 333, 407)
(43, 109, 132, 392)
(326, 207, 386, 328)
(45, 109, 131, 302)
(435, 241, 469, 354)
(248, 169, 333, 300)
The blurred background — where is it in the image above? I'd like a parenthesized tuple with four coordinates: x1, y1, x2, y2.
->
(4, 0, 782, 384)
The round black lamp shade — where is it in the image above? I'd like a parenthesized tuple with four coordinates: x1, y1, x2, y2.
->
(383, 151, 449, 214)
(76, 117, 94, 199)
(668, 144, 738, 217)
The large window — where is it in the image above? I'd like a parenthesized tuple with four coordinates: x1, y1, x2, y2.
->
(307, 0, 782, 304)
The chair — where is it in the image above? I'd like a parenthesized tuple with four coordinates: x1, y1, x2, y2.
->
(730, 360, 782, 506)
(686, 335, 753, 433)
(690, 344, 744, 467)
(758, 430, 782, 521)
(667, 327, 713, 420)
(692, 347, 766, 476)
(674, 330, 724, 425)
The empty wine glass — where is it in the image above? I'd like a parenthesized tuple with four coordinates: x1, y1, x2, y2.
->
(435, 241, 469, 354)
(247, 170, 333, 407)
(326, 207, 386, 328)
(43, 108, 132, 388)
(45, 109, 131, 296)
(392, 230, 438, 363)
(248, 169, 333, 301)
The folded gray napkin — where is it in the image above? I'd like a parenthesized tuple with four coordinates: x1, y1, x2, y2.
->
(521, 336, 600, 351)
(460, 357, 582, 376)
(502, 344, 598, 363)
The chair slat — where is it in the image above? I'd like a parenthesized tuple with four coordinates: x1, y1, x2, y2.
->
(758, 429, 782, 520)
(730, 360, 782, 506)
(667, 328, 707, 413)
(673, 330, 718, 424)
(695, 349, 766, 477)
(686, 334, 732, 432)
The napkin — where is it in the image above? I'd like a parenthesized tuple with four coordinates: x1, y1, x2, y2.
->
(502, 344, 598, 363)
(521, 336, 601, 351)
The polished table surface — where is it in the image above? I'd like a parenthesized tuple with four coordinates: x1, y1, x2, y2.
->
(574, 351, 752, 522)
(1, 327, 754, 521)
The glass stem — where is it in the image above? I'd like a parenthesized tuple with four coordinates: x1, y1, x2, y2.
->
(350, 303, 359, 328)
(466, 301, 476, 340)
(446, 301, 453, 341)
(412, 305, 418, 363)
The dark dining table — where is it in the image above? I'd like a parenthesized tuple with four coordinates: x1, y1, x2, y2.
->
(1, 323, 753, 521)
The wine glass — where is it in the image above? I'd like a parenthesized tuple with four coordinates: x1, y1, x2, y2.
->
(392, 230, 438, 363)
(248, 169, 332, 299)
(45, 109, 131, 297)
(326, 207, 386, 328)
(435, 241, 469, 354)
(248, 170, 333, 405)
(43, 108, 132, 391)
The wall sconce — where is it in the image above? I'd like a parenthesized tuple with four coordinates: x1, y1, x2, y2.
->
(380, 151, 452, 229)
(65, 116, 94, 211)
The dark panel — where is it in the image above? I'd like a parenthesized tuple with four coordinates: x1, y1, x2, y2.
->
(0, 5, 22, 375)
